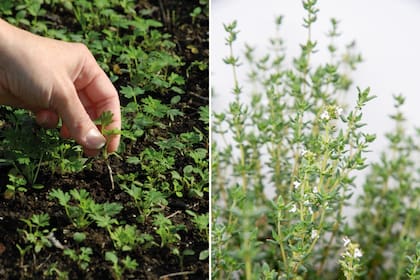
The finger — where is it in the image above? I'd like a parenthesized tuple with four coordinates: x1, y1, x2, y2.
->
(75, 57, 121, 153)
(83, 147, 101, 157)
(60, 124, 100, 156)
(60, 124, 70, 139)
(51, 80, 106, 152)
(35, 110, 59, 129)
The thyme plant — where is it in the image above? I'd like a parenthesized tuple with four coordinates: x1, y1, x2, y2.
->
(212, 1, 419, 279)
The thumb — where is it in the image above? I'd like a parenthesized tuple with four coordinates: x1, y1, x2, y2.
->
(52, 83, 106, 151)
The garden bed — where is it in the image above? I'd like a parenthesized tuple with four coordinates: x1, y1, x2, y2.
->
(0, 0, 208, 279)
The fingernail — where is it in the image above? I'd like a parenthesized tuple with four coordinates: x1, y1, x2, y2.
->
(85, 128, 106, 150)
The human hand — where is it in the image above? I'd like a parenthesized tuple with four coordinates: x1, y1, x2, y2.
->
(0, 19, 121, 156)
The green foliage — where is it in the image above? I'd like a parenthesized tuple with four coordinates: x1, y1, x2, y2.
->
(19, 213, 54, 254)
(153, 213, 186, 248)
(0, 109, 86, 182)
(105, 251, 138, 280)
(186, 210, 209, 240)
(353, 95, 420, 279)
(1, 0, 208, 277)
(49, 188, 123, 229)
(64, 247, 93, 271)
(117, 173, 169, 221)
(109, 224, 155, 252)
(43, 263, 69, 280)
(212, 1, 418, 279)
(4, 172, 27, 199)
(406, 243, 420, 279)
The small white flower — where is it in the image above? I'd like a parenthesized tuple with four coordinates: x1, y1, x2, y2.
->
(311, 229, 319, 240)
(312, 186, 318, 194)
(289, 204, 297, 213)
(343, 236, 351, 247)
(335, 106, 343, 116)
(293, 180, 301, 190)
(300, 148, 308, 157)
(303, 200, 311, 206)
(308, 207, 314, 215)
(354, 248, 363, 258)
(320, 110, 330, 120)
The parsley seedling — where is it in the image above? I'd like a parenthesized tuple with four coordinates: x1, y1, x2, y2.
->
(94, 111, 121, 190)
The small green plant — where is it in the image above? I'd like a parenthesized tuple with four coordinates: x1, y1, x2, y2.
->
(0, 109, 45, 187)
(109, 225, 137, 251)
(43, 263, 69, 280)
(95, 110, 121, 190)
(117, 173, 169, 221)
(49, 188, 123, 229)
(48, 142, 87, 174)
(0, 108, 86, 183)
(142, 189, 168, 219)
(63, 246, 93, 271)
(105, 251, 138, 280)
(3, 172, 27, 199)
(186, 210, 209, 240)
(171, 247, 195, 272)
(190, 7, 202, 24)
(153, 213, 185, 248)
(16, 244, 31, 269)
(19, 213, 54, 254)
(190, 0, 208, 23)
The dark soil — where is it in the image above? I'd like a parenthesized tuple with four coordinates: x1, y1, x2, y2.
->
(0, 1, 208, 279)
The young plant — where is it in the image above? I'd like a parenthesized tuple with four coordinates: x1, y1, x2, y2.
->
(109, 224, 141, 252)
(95, 110, 121, 190)
(15, 244, 31, 269)
(171, 247, 195, 272)
(48, 142, 87, 175)
(152, 213, 185, 248)
(49, 188, 92, 228)
(19, 213, 54, 254)
(63, 246, 93, 271)
(3, 172, 27, 199)
(43, 263, 69, 280)
(49, 188, 123, 229)
(117, 173, 169, 221)
(105, 251, 138, 280)
(142, 189, 168, 219)
(186, 210, 209, 240)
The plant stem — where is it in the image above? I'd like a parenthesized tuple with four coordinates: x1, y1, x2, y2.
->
(277, 210, 289, 274)
(106, 160, 115, 190)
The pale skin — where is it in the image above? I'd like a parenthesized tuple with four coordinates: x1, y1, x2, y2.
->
(0, 18, 121, 156)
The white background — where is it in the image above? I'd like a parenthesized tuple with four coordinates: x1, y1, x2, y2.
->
(211, 0, 420, 211)
(211, 0, 420, 158)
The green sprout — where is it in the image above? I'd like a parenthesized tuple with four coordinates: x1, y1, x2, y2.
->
(18, 213, 54, 254)
(49, 188, 123, 229)
(64, 246, 93, 271)
(105, 251, 138, 280)
(95, 110, 121, 190)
